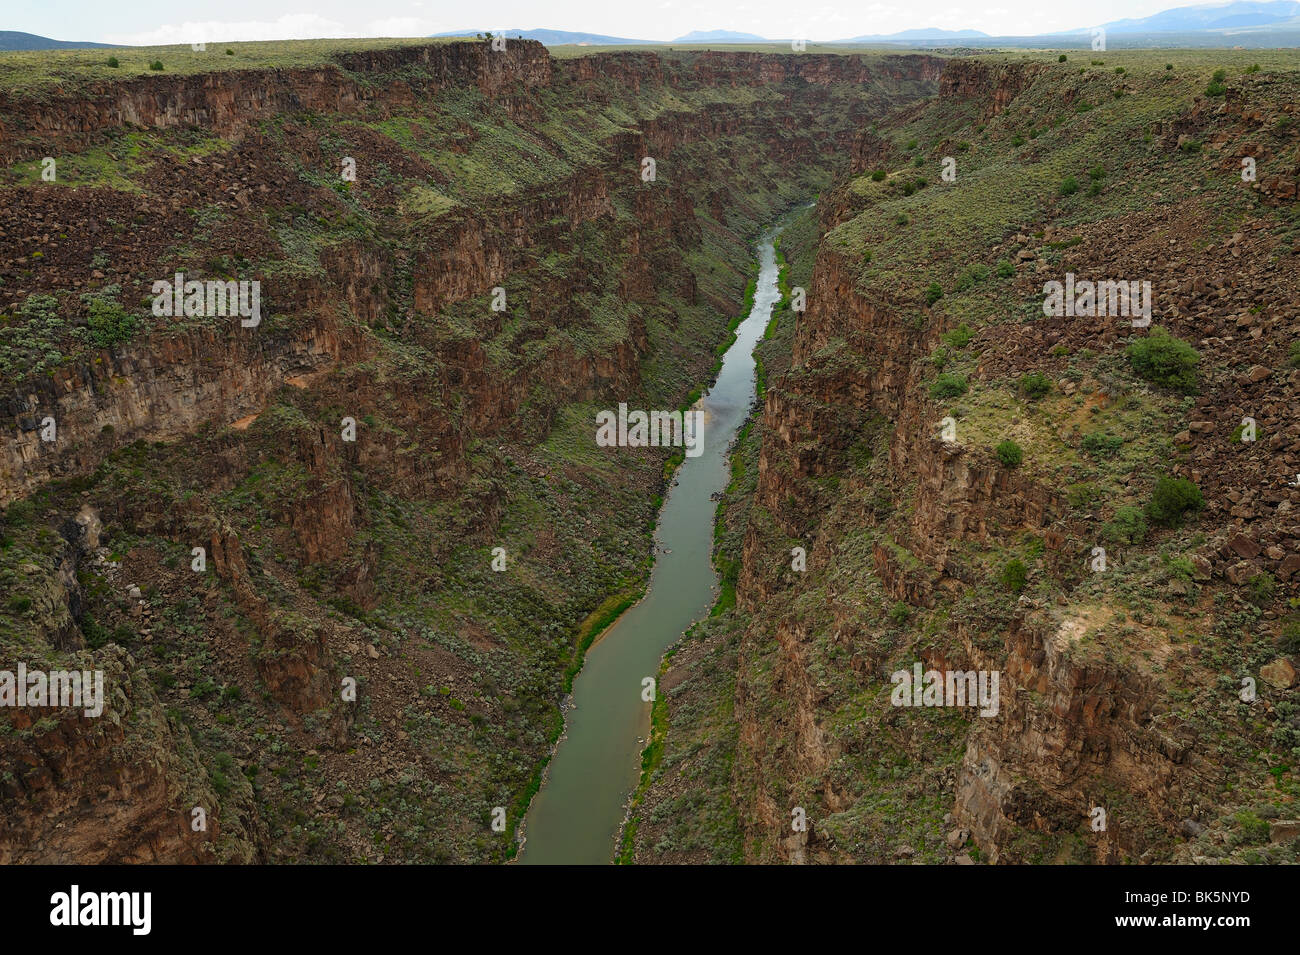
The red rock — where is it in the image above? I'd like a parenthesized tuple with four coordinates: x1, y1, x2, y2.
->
(1260, 658, 1297, 689)
(1278, 554, 1300, 580)
(1227, 534, 1261, 559)
(1226, 560, 1258, 585)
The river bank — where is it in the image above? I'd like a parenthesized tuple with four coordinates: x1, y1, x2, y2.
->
(517, 218, 790, 864)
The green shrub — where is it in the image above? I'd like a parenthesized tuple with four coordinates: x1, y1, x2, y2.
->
(1066, 483, 1099, 509)
(1247, 573, 1276, 606)
(1281, 620, 1300, 654)
(1245, 63, 1261, 74)
(1080, 431, 1124, 456)
(1057, 54, 1067, 62)
(1162, 553, 1195, 580)
(1018, 371, 1052, 400)
(149, 60, 164, 71)
(889, 601, 911, 624)
(871, 169, 886, 181)
(6, 596, 32, 614)
(995, 439, 1023, 468)
(895, 213, 910, 226)
(1000, 558, 1027, 592)
(924, 282, 943, 305)
(210, 768, 231, 796)
(1089, 164, 1106, 181)
(225, 48, 235, 55)
(996, 258, 1014, 278)
(82, 616, 111, 649)
(1126, 326, 1199, 393)
(1146, 475, 1204, 528)
(1288, 340, 1300, 367)
(2, 292, 66, 378)
(80, 286, 138, 349)
(1205, 69, 1227, 96)
(954, 264, 989, 292)
(1233, 811, 1270, 846)
(1165, 63, 1173, 70)
(930, 373, 968, 399)
(943, 323, 974, 348)
(1011, 134, 1025, 147)
(5, 499, 35, 526)
(107, 56, 119, 68)
(1060, 176, 1079, 196)
(1102, 506, 1147, 546)
(903, 181, 916, 196)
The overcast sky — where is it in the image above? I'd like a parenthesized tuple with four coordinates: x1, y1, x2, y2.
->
(8, 0, 1196, 44)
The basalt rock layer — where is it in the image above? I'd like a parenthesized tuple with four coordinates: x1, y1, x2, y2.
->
(0, 42, 940, 863)
(634, 52, 1300, 865)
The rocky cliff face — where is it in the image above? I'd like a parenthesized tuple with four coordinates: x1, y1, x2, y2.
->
(637, 52, 1300, 865)
(0, 42, 553, 165)
(1, 45, 942, 506)
(0, 43, 941, 863)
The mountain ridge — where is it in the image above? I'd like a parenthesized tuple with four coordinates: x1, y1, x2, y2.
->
(0, 30, 115, 51)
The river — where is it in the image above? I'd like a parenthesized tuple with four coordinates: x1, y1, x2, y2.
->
(517, 221, 786, 865)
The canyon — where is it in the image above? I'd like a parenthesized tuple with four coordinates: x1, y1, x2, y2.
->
(3, 39, 1299, 865)
(624, 49, 1300, 865)
(0, 41, 936, 863)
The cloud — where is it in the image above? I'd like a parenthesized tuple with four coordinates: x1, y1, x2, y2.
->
(105, 14, 351, 46)
(363, 17, 442, 37)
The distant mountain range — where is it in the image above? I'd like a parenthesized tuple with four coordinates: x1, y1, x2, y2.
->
(433, 26, 995, 44)
(434, 4, 1300, 47)
(844, 28, 989, 41)
(1077, 0, 1300, 34)
(671, 30, 768, 42)
(0, 30, 114, 51)
(8, 2, 1300, 54)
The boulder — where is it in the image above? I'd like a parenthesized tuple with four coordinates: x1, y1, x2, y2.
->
(1269, 820, 1300, 843)
(1260, 657, 1297, 689)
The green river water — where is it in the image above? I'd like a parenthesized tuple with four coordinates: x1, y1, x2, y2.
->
(518, 222, 787, 864)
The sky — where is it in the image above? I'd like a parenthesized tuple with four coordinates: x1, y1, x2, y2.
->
(5, 0, 1213, 44)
